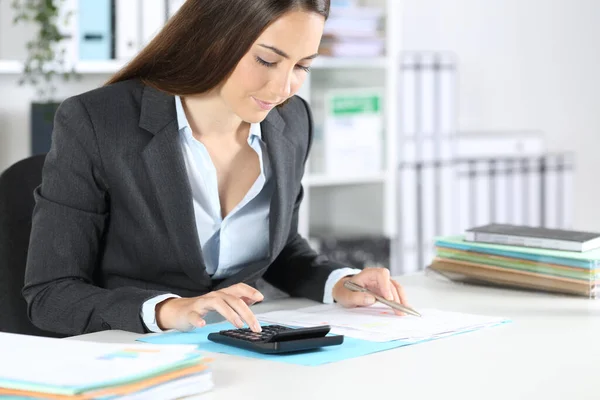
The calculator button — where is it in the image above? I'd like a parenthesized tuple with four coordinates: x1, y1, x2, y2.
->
(217, 324, 294, 343)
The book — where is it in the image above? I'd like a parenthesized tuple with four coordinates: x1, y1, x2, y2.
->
(464, 223, 600, 252)
(434, 236, 600, 269)
(429, 258, 597, 297)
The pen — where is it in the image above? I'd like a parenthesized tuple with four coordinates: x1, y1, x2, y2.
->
(343, 280, 422, 317)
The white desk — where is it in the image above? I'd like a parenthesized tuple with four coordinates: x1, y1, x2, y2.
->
(67, 274, 600, 400)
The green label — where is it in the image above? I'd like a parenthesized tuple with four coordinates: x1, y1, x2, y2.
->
(330, 95, 381, 115)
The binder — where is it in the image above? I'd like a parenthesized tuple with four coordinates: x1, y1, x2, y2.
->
(400, 52, 457, 140)
(462, 160, 478, 230)
(167, 0, 186, 18)
(115, 0, 140, 60)
(543, 154, 559, 228)
(508, 158, 525, 225)
(141, 0, 167, 46)
(493, 159, 510, 224)
(561, 153, 575, 229)
(474, 159, 491, 226)
(78, 0, 113, 60)
(57, 0, 78, 68)
(398, 160, 419, 273)
(418, 53, 435, 137)
(526, 157, 542, 227)
(438, 53, 457, 137)
(400, 53, 417, 138)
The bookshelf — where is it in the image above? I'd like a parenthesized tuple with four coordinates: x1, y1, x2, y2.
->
(0, 57, 388, 75)
(0, 0, 402, 254)
(304, 171, 388, 187)
(299, 0, 401, 242)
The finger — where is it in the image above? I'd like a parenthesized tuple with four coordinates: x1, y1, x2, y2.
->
(220, 283, 264, 303)
(240, 297, 259, 307)
(221, 294, 262, 333)
(391, 280, 409, 306)
(186, 311, 206, 330)
(173, 311, 205, 332)
(338, 288, 376, 308)
(204, 297, 246, 330)
(365, 267, 393, 300)
(389, 281, 405, 316)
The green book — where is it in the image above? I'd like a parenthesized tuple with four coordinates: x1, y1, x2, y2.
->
(435, 235, 600, 269)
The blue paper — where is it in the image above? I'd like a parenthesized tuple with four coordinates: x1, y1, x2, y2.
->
(137, 322, 507, 366)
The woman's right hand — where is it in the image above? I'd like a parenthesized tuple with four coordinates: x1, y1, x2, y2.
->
(155, 283, 264, 333)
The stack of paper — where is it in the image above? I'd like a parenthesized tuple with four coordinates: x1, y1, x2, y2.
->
(257, 304, 508, 343)
(320, 3, 385, 57)
(432, 236, 600, 298)
(0, 332, 212, 399)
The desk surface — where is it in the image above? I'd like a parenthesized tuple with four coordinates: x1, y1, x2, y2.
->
(68, 273, 600, 400)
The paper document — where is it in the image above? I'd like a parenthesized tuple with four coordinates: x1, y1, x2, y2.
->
(257, 304, 509, 342)
(0, 332, 211, 397)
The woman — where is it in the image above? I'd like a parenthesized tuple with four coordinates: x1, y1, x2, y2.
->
(23, 0, 409, 336)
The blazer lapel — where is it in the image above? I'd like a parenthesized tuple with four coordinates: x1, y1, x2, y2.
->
(213, 108, 297, 289)
(139, 85, 211, 285)
(263, 111, 297, 259)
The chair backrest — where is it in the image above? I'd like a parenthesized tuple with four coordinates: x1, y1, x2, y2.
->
(0, 154, 62, 337)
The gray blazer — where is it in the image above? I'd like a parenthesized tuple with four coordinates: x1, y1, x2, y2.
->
(23, 79, 347, 335)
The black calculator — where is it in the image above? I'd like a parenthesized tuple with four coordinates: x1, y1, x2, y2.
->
(207, 324, 344, 354)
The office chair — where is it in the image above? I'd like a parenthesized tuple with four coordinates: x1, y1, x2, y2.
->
(0, 154, 62, 337)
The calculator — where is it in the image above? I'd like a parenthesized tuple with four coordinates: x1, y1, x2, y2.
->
(207, 324, 344, 354)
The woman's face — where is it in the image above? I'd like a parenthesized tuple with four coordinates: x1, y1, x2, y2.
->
(219, 10, 325, 123)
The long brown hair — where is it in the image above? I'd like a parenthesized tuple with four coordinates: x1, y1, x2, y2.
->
(106, 0, 330, 95)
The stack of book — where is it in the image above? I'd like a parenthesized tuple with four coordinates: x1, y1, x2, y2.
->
(319, 1, 385, 57)
(0, 332, 213, 399)
(430, 224, 600, 298)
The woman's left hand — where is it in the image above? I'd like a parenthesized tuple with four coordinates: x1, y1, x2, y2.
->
(331, 267, 409, 316)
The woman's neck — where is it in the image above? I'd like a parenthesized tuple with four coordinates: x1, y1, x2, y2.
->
(181, 92, 247, 139)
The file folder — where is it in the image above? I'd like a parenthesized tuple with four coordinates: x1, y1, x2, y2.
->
(78, 0, 113, 60)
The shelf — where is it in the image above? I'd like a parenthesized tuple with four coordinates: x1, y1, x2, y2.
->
(312, 56, 387, 69)
(0, 56, 387, 75)
(0, 60, 21, 74)
(74, 60, 125, 73)
(0, 60, 126, 75)
(304, 172, 387, 187)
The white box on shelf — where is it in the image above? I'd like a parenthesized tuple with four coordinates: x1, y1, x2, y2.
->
(454, 131, 545, 158)
(323, 88, 384, 176)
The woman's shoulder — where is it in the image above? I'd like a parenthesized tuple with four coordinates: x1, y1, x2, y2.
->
(65, 78, 145, 114)
(276, 95, 310, 122)
(273, 95, 313, 141)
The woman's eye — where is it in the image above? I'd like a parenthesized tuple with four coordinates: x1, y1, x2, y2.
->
(255, 56, 275, 68)
(256, 56, 311, 73)
(296, 65, 311, 73)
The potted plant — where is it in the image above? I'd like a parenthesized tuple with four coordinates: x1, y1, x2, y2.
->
(10, 0, 79, 155)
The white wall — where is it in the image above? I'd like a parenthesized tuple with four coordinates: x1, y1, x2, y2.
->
(402, 0, 600, 230)
(1, 0, 600, 230)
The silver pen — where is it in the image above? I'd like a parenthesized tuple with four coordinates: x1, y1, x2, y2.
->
(343, 280, 422, 317)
